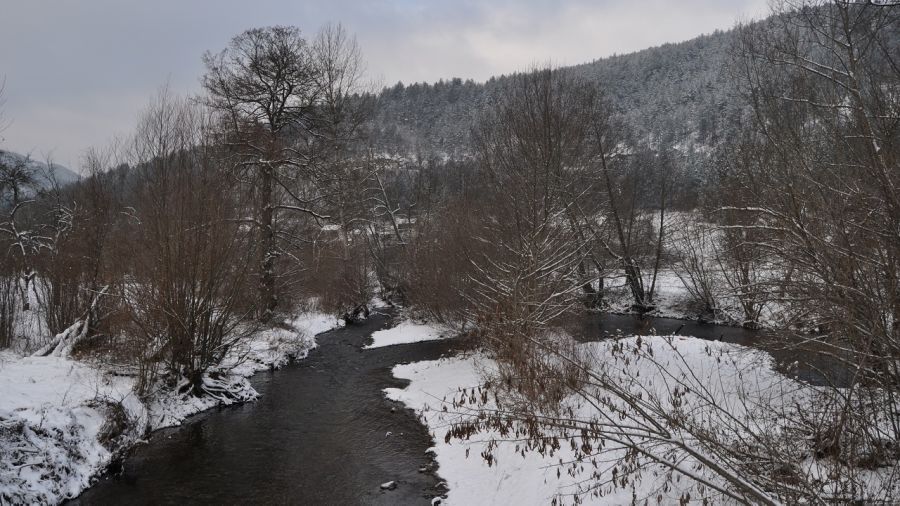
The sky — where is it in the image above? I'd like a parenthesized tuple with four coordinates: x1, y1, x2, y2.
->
(0, 0, 769, 170)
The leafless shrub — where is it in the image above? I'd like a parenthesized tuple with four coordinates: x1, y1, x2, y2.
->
(462, 67, 601, 370)
(667, 216, 723, 320)
(446, 333, 900, 504)
(123, 90, 256, 397)
(401, 194, 481, 324)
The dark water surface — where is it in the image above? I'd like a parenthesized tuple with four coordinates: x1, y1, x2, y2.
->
(69, 312, 455, 505)
(69, 311, 845, 505)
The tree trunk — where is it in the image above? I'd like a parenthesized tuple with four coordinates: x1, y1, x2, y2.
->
(258, 163, 277, 321)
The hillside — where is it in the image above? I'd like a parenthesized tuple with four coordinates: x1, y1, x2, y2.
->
(0, 150, 81, 197)
(369, 28, 741, 159)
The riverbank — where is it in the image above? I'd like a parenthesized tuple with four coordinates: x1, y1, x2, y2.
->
(385, 324, 898, 504)
(603, 269, 789, 329)
(386, 336, 783, 504)
(0, 311, 340, 505)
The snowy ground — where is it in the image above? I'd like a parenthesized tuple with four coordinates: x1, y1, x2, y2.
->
(604, 269, 696, 320)
(0, 311, 341, 505)
(603, 268, 788, 328)
(364, 320, 452, 349)
(387, 346, 706, 505)
(0, 352, 142, 504)
(386, 333, 898, 505)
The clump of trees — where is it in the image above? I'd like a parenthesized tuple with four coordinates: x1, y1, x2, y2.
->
(0, 24, 384, 398)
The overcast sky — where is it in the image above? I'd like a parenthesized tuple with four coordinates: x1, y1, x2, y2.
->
(0, 0, 769, 170)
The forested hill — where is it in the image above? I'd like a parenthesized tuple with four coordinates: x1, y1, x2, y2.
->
(369, 28, 739, 159)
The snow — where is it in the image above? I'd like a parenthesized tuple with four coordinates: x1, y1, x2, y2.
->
(385, 352, 663, 505)
(384, 341, 739, 504)
(605, 269, 692, 318)
(0, 310, 341, 504)
(603, 266, 788, 328)
(223, 312, 343, 377)
(364, 320, 451, 349)
(386, 334, 899, 505)
(0, 352, 144, 504)
(386, 354, 571, 505)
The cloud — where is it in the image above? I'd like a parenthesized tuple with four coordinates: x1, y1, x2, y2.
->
(0, 0, 769, 168)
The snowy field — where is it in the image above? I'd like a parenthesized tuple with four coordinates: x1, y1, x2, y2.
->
(0, 311, 341, 505)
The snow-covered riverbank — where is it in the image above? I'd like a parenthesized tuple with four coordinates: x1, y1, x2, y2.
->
(0, 311, 340, 505)
(603, 268, 788, 329)
(386, 339, 726, 504)
(385, 329, 899, 504)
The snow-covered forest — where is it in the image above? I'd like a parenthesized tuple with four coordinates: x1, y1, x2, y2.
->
(2, 1, 900, 504)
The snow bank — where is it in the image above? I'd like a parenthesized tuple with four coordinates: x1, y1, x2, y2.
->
(151, 311, 341, 429)
(0, 352, 145, 504)
(222, 312, 342, 377)
(387, 352, 664, 505)
(364, 320, 451, 349)
(0, 310, 341, 504)
(385, 335, 863, 505)
(386, 354, 579, 505)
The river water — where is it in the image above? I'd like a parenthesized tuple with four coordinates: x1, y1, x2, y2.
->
(69, 311, 842, 505)
(69, 312, 456, 505)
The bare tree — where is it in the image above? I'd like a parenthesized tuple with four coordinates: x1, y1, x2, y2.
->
(202, 26, 321, 321)
(465, 67, 600, 366)
(0, 153, 41, 313)
(732, 0, 900, 381)
(595, 141, 675, 314)
(32, 147, 121, 359)
(307, 23, 379, 320)
(668, 215, 723, 320)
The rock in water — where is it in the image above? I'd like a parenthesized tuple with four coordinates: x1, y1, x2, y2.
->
(380, 481, 397, 490)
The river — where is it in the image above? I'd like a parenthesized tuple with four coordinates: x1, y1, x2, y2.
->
(68, 311, 841, 504)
